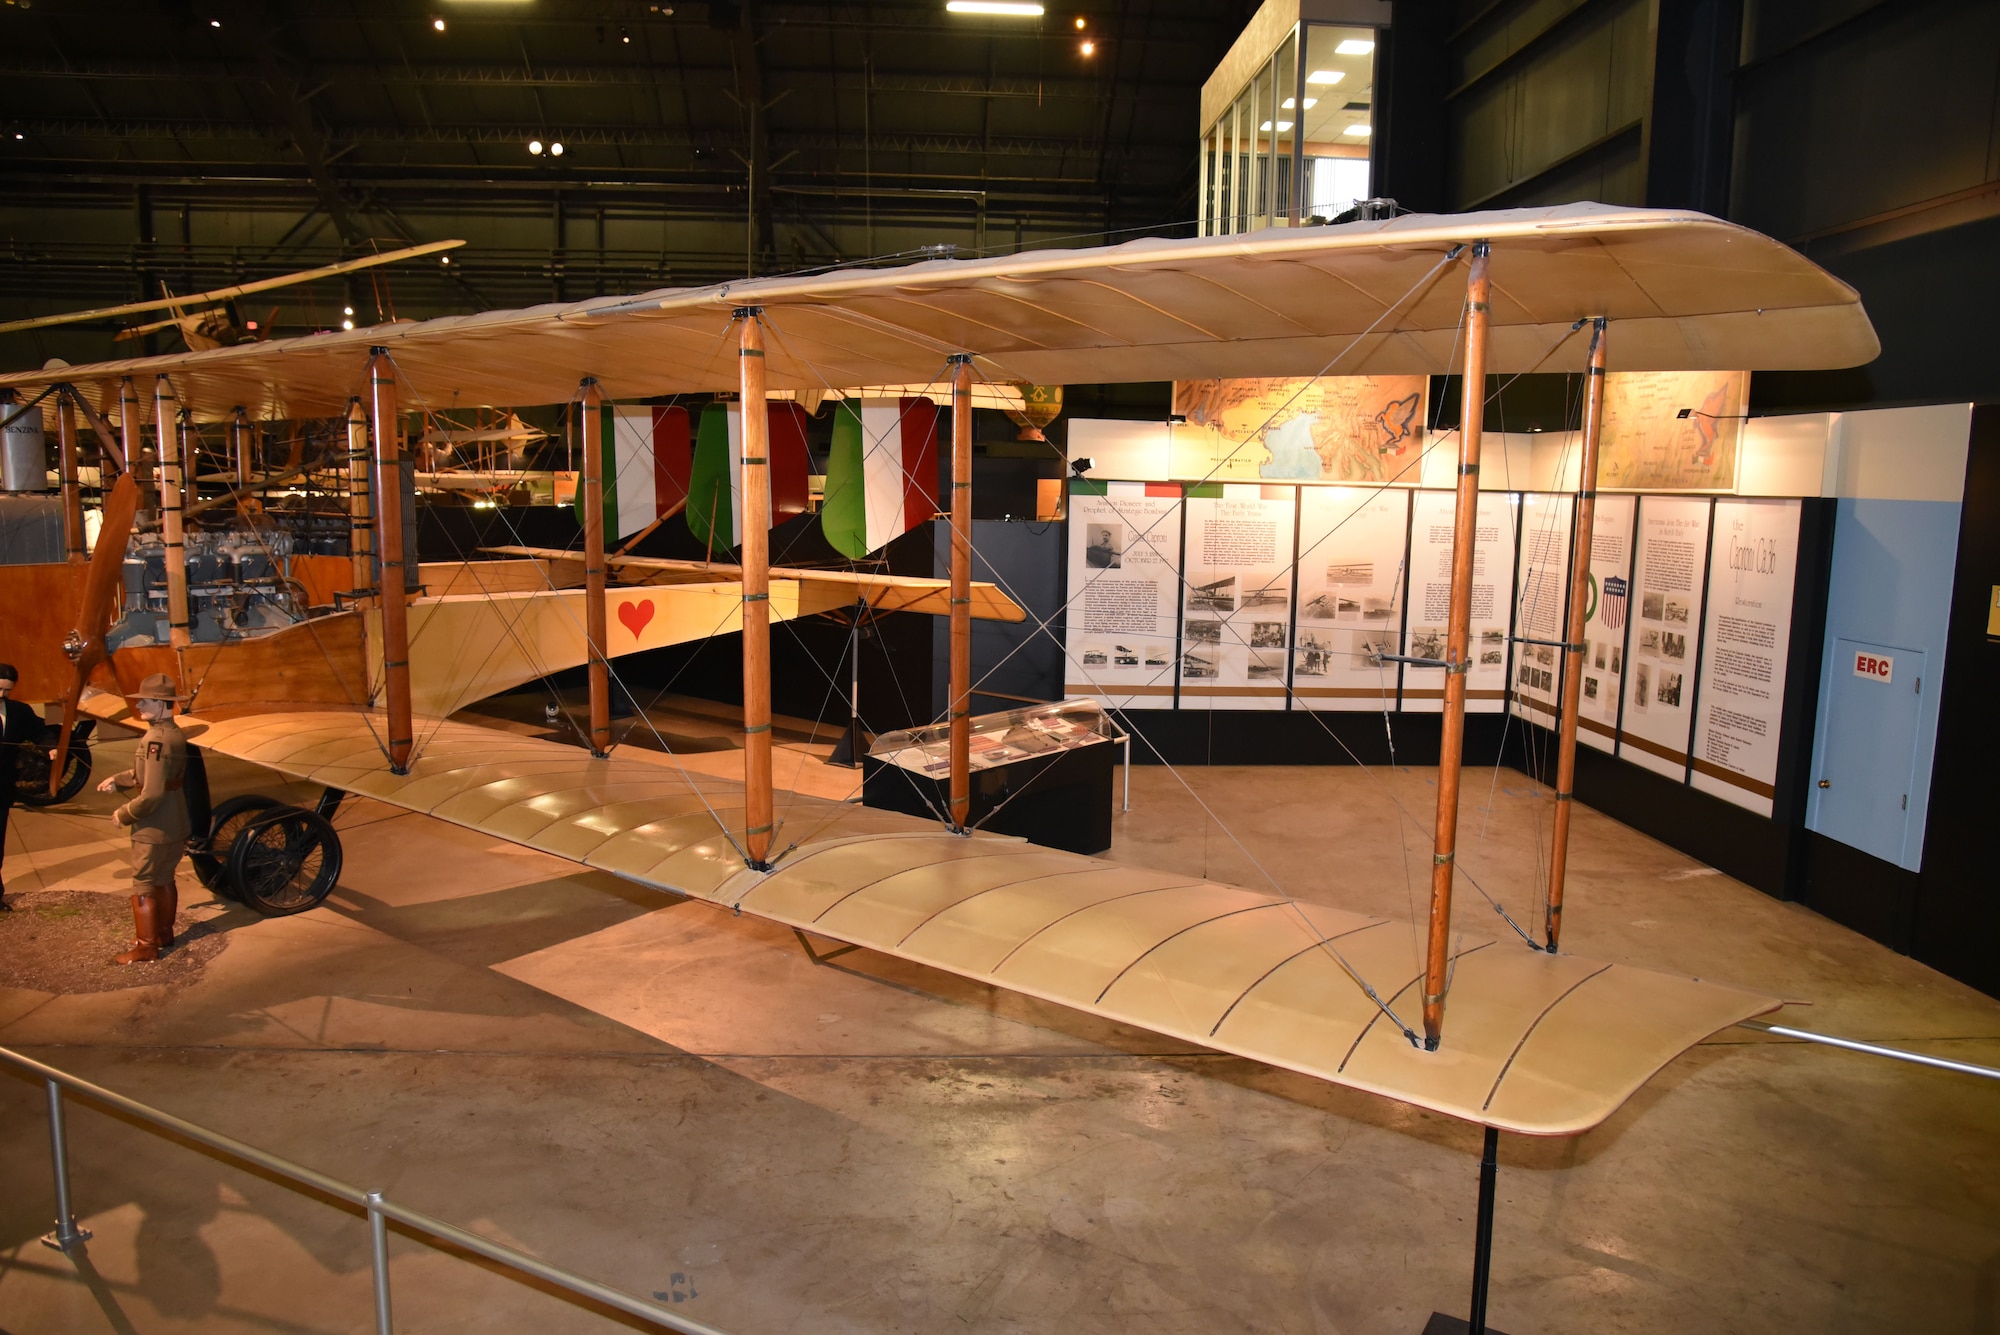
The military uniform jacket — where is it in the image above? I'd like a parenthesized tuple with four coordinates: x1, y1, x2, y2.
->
(112, 718, 191, 843)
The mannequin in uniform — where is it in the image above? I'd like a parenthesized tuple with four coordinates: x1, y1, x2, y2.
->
(0, 663, 48, 912)
(97, 673, 190, 964)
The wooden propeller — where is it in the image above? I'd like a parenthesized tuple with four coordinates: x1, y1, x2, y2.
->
(50, 473, 141, 794)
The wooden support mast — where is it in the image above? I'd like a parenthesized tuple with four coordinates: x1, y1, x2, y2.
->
(118, 377, 147, 513)
(1544, 317, 1608, 953)
(367, 348, 413, 774)
(577, 377, 612, 758)
(737, 308, 775, 867)
(346, 399, 373, 590)
(1422, 241, 1492, 1051)
(947, 354, 975, 831)
(56, 393, 83, 562)
(152, 376, 191, 649)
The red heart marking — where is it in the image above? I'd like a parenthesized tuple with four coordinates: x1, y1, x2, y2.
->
(617, 598, 656, 637)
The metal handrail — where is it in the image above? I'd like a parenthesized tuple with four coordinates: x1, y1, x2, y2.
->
(1, 1045, 735, 1335)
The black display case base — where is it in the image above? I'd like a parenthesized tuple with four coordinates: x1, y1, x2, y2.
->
(1422, 1315, 1515, 1335)
(862, 736, 1114, 854)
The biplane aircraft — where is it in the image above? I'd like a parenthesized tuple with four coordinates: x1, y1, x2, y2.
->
(0, 203, 1878, 1163)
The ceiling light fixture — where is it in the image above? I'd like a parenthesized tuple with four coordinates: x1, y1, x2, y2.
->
(1344, 123, 1372, 136)
(10, 134, 19, 141)
(343, 306, 355, 316)
(432, 17, 445, 30)
(528, 139, 544, 155)
(620, 25, 630, 41)
(440, 255, 451, 265)
(945, 1, 1044, 15)
(342, 319, 354, 330)
(1080, 39, 1094, 55)
(209, 17, 221, 26)
(1305, 69, 1345, 86)
(1074, 15, 1084, 27)
(550, 141, 564, 156)
(1335, 38, 1374, 55)
(1281, 97, 1317, 110)
(1259, 121, 1294, 133)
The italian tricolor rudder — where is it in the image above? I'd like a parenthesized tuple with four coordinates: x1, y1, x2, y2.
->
(685, 402, 812, 551)
(571, 403, 692, 541)
(823, 397, 940, 560)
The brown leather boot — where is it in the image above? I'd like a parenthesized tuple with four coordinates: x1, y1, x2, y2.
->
(115, 892, 160, 965)
(156, 881, 179, 950)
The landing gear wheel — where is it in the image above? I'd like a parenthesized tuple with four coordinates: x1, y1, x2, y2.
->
(15, 745, 91, 808)
(192, 794, 282, 895)
(227, 805, 343, 917)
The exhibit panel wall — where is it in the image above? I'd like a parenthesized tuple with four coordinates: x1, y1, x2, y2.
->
(1690, 498, 1803, 817)
(1401, 490, 1516, 714)
(1179, 485, 1297, 710)
(1510, 491, 1574, 726)
(1062, 482, 1184, 709)
(1618, 495, 1711, 778)
(1293, 486, 1408, 711)
(1576, 494, 1637, 754)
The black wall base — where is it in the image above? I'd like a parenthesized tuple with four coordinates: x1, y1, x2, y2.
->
(1109, 709, 1514, 770)
(1801, 830, 1921, 955)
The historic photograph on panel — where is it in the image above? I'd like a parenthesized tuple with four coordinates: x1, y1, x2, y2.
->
(1250, 621, 1287, 648)
(1409, 626, 1445, 661)
(1639, 628, 1661, 656)
(1248, 651, 1287, 681)
(1662, 631, 1687, 661)
(1112, 645, 1140, 667)
(1240, 579, 1290, 611)
(1641, 590, 1666, 621)
(1657, 669, 1683, 707)
(1325, 561, 1373, 585)
(1664, 596, 1690, 625)
(1634, 663, 1651, 709)
(1189, 576, 1236, 613)
(1182, 651, 1219, 679)
(1186, 618, 1223, 644)
(1082, 647, 1109, 667)
(1084, 523, 1124, 569)
(1295, 631, 1335, 677)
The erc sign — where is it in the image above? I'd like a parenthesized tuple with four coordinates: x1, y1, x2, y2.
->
(1853, 650, 1894, 683)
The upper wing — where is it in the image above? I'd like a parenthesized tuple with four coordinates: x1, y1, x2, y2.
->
(169, 706, 1773, 1137)
(0, 204, 1877, 421)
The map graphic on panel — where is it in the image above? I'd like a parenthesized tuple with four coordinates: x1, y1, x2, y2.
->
(1170, 376, 1427, 483)
(1599, 371, 1748, 491)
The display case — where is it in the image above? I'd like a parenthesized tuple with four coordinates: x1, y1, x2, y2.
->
(863, 699, 1117, 854)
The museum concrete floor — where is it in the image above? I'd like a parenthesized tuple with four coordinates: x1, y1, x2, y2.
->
(1, 717, 1996, 1335)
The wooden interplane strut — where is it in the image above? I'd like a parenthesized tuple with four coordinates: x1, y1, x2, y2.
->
(56, 394, 83, 562)
(1424, 242, 1493, 1050)
(367, 349, 412, 773)
(1546, 318, 1609, 952)
(152, 376, 191, 649)
(739, 309, 775, 867)
(578, 378, 612, 757)
(948, 354, 974, 830)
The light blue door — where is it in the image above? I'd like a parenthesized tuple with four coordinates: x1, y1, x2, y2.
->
(1810, 638, 1927, 866)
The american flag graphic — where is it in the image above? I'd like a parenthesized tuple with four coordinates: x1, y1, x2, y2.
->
(1599, 575, 1628, 631)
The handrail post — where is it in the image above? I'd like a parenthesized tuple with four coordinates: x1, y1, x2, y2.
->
(41, 1078, 91, 1251)
(367, 1190, 394, 1335)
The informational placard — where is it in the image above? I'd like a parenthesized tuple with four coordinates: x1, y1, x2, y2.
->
(1691, 498, 1801, 815)
(1170, 377, 1427, 484)
(1618, 496, 1712, 778)
(1179, 485, 1297, 710)
(1064, 481, 1183, 709)
(1402, 490, 1516, 714)
(1510, 493, 1574, 725)
(1293, 487, 1410, 711)
(1599, 371, 1748, 492)
(1575, 494, 1636, 755)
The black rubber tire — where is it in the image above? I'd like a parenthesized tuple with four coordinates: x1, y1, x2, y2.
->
(227, 805, 343, 917)
(15, 743, 91, 808)
(192, 794, 283, 894)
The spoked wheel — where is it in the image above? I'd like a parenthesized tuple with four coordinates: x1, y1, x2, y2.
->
(191, 794, 282, 894)
(15, 740, 92, 808)
(227, 804, 343, 917)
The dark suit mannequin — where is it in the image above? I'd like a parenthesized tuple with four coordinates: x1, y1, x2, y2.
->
(0, 664, 44, 911)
